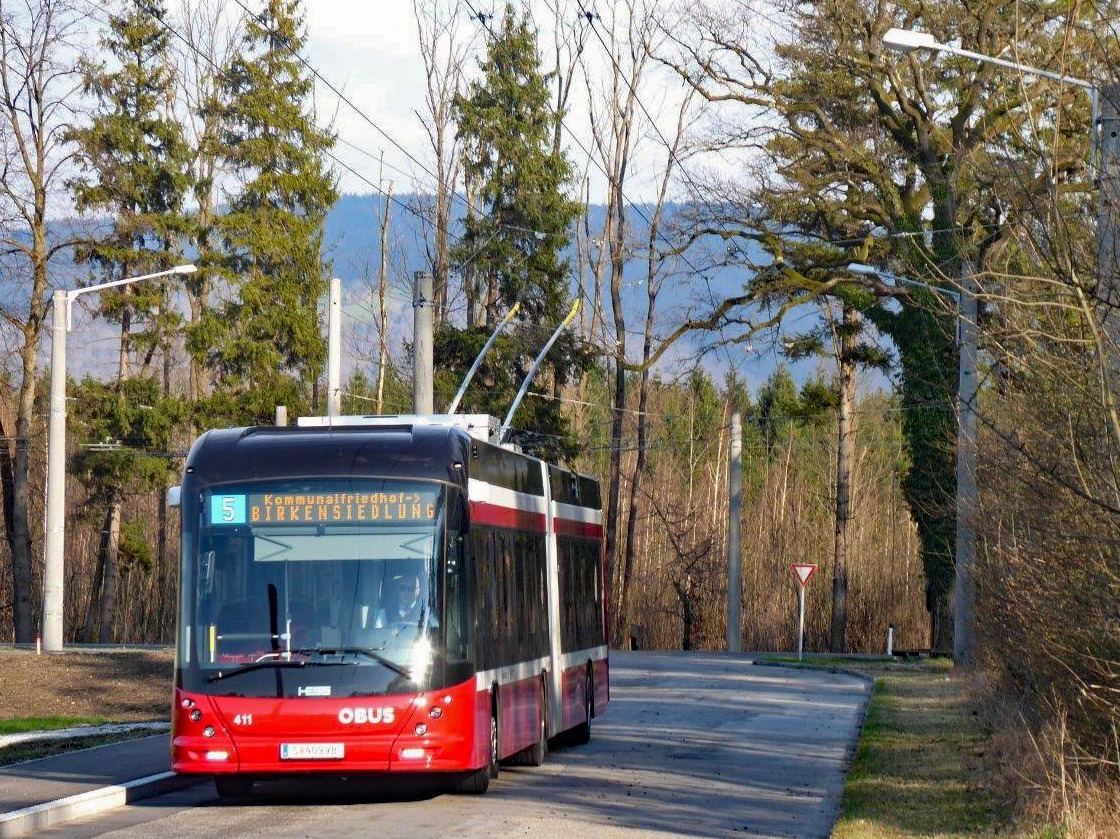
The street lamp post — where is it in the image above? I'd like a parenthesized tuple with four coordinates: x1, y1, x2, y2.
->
(879, 26, 1109, 666)
(42, 263, 197, 652)
(846, 262, 976, 664)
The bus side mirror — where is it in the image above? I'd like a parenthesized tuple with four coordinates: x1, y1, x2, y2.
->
(167, 485, 182, 508)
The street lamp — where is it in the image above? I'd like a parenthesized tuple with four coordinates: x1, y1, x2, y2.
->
(878, 26, 1110, 666)
(883, 28, 1096, 94)
(846, 261, 978, 665)
(42, 263, 197, 652)
(883, 27, 1099, 160)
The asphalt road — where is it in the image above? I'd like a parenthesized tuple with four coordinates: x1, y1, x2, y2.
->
(36, 651, 870, 839)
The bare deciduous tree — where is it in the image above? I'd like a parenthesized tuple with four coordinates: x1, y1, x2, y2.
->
(413, 0, 471, 327)
(0, 0, 86, 642)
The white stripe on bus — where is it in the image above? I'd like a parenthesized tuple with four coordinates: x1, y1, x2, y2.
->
(551, 502, 603, 524)
(472, 646, 608, 691)
(467, 478, 547, 513)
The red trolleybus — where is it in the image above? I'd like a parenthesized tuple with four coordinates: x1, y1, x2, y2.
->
(170, 414, 607, 797)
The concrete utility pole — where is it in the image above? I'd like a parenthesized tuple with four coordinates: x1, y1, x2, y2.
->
(42, 264, 196, 651)
(727, 412, 742, 653)
(327, 277, 342, 417)
(413, 271, 434, 415)
(1098, 85, 1120, 305)
(954, 260, 979, 667)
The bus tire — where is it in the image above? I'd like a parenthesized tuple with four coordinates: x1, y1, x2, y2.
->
(487, 697, 501, 779)
(455, 765, 489, 795)
(214, 775, 253, 798)
(570, 670, 593, 746)
(512, 678, 548, 766)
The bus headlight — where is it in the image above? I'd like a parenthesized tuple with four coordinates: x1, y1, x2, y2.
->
(410, 638, 432, 675)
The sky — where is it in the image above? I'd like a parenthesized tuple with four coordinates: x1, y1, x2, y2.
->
(303, 1, 434, 196)
(298, 0, 705, 205)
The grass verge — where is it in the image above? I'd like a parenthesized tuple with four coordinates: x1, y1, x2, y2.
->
(754, 655, 1027, 838)
(832, 657, 1015, 838)
(0, 717, 108, 735)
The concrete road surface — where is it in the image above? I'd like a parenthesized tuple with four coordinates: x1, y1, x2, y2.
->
(38, 651, 870, 839)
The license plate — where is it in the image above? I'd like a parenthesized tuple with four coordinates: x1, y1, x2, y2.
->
(280, 742, 344, 760)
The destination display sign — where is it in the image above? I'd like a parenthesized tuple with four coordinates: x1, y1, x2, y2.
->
(209, 490, 438, 526)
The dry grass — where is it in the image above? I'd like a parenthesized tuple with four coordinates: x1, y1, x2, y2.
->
(828, 658, 1016, 838)
(824, 656, 1120, 839)
(996, 711, 1120, 839)
(0, 646, 173, 721)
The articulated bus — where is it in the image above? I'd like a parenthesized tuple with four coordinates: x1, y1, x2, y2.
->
(170, 414, 608, 796)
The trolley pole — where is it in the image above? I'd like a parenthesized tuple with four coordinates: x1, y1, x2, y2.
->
(727, 412, 742, 653)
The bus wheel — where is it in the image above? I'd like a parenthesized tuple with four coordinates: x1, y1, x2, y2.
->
(526, 683, 548, 766)
(570, 671, 593, 746)
(455, 705, 499, 794)
(455, 765, 489, 794)
(512, 680, 548, 766)
(214, 775, 253, 798)
(487, 704, 501, 779)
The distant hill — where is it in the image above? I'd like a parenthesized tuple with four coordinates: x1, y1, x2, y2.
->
(322, 192, 842, 392)
(28, 194, 869, 393)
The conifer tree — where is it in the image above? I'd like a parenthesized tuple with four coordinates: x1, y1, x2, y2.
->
(69, 0, 193, 377)
(200, 0, 338, 424)
(445, 2, 587, 458)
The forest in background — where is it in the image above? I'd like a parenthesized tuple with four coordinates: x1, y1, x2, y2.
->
(2, 0, 1120, 831)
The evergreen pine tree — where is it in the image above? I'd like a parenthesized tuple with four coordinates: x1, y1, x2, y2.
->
(68, 0, 193, 375)
(201, 0, 338, 424)
(445, 2, 586, 459)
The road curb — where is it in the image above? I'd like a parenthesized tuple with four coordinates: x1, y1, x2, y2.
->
(0, 771, 199, 839)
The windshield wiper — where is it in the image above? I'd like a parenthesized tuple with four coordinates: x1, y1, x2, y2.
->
(207, 657, 309, 683)
(291, 647, 412, 679)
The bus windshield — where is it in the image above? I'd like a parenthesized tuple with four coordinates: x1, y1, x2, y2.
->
(184, 479, 446, 694)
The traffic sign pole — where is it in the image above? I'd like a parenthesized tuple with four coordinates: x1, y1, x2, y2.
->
(798, 586, 806, 661)
(790, 563, 818, 661)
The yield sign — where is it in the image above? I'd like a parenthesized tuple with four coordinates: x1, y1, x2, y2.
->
(792, 563, 818, 587)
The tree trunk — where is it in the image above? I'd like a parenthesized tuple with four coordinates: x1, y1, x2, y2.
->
(83, 527, 105, 643)
(98, 491, 122, 644)
(606, 187, 628, 647)
(830, 304, 857, 653)
(673, 578, 694, 651)
(10, 332, 40, 642)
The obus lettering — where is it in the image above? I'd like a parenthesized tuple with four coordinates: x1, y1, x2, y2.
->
(338, 707, 396, 725)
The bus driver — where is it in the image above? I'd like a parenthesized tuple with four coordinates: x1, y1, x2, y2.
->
(376, 575, 423, 627)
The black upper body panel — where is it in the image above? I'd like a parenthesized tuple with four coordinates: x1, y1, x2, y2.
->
(182, 423, 472, 491)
